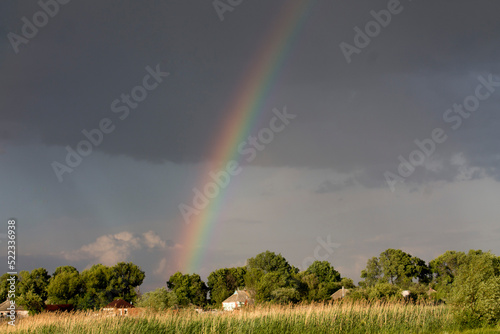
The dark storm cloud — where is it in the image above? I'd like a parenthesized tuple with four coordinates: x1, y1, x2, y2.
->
(1, 0, 500, 186)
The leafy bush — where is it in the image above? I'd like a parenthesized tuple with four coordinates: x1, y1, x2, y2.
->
(136, 288, 178, 311)
(271, 288, 300, 304)
(449, 250, 500, 327)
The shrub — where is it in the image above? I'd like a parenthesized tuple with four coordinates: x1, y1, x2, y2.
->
(449, 251, 500, 327)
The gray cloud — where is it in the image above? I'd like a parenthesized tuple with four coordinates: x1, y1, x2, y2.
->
(62, 230, 171, 266)
(0, 1, 499, 189)
(2, 0, 500, 289)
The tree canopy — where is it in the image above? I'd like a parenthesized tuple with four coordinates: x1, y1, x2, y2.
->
(449, 250, 500, 325)
(9, 247, 500, 326)
(47, 266, 83, 305)
(207, 267, 246, 305)
(167, 272, 208, 306)
(360, 249, 431, 288)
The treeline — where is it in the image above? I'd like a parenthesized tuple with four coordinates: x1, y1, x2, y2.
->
(151, 251, 354, 309)
(0, 262, 145, 314)
(354, 249, 500, 326)
(140, 249, 500, 326)
(3, 249, 500, 326)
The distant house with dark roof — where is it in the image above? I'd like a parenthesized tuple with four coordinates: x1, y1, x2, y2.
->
(222, 290, 254, 311)
(0, 299, 29, 318)
(44, 304, 74, 312)
(331, 287, 350, 300)
(102, 299, 136, 316)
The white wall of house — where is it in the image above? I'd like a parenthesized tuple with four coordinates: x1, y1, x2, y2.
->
(222, 301, 241, 311)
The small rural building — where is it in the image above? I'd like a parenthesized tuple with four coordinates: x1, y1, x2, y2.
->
(222, 290, 254, 311)
(44, 304, 74, 312)
(102, 299, 135, 316)
(331, 287, 350, 300)
(0, 299, 29, 318)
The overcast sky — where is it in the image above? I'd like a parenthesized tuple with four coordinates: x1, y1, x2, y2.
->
(1, 0, 500, 291)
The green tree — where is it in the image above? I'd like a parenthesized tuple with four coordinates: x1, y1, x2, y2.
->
(271, 287, 301, 304)
(449, 250, 500, 326)
(17, 268, 50, 314)
(299, 261, 343, 301)
(247, 251, 293, 276)
(379, 249, 416, 285)
(243, 268, 265, 298)
(47, 266, 83, 305)
(306, 261, 341, 284)
(207, 267, 246, 306)
(297, 272, 320, 301)
(18, 291, 45, 315)
(108, 262, 145, 303)
(430, 250, 466, 295)
(413, 256, 432, 284)
(367, 282, 400, 300)
(136, 287, 178, 310)
(0, 273, 18, 302)
(79, 264, 112, 309)
(361, 249, 430, 288)
(53, 266, 79, 276)
(244, 251, 301, 303)
(255, 271, 289, 302)
(360, 257, 382, 287)
(340, 277, 355, 289)
(167, 272, 208, 306)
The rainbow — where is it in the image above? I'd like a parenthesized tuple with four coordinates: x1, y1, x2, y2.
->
(180, 1, 314, 274)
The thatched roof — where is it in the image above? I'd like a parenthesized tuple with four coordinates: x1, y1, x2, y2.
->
(222, 290, 253, 304)
(331, 288, 350, 300)
(0, 299, 26, 311)
(104, 299, 134, 309)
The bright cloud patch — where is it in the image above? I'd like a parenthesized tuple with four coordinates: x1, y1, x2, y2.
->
(63, 230, 167, 266)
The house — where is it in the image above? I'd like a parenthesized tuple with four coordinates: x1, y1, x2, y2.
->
(427, 287, 437, 296)
(102, 299, 135, 316)
(0, 299, 29, 318)
(44, 304, 74, 312)
(331, 287, 350, 300)
(222, 290, 254, 311)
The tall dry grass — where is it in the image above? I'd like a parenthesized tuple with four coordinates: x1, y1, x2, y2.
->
(0, 301, 474, 333)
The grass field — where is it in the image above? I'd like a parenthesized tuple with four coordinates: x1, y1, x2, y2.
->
(1, 302, 498, 334)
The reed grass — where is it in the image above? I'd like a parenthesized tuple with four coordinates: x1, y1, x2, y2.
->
(1, 301, 496, 333)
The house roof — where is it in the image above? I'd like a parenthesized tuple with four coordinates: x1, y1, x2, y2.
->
(331, 288, 350, 300)
(0, 299, 26, 311)
(45, 304, 74, 312)
(222, 290, 253, 304)
(104, 299, 135, 309)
